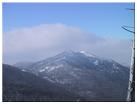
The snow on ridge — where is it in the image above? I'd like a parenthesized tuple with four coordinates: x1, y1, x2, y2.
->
(46, 64, 64, 72)
(38, 64, 64, 73)
(79, 51, 94, 57)
(47, 66, 55, 72)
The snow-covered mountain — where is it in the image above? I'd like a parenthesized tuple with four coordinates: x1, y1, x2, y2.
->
(15, 51, 129, 101)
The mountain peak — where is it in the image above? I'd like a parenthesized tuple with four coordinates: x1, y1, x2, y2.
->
(60, 50, 95, 58)
(79, 51, 95, 57)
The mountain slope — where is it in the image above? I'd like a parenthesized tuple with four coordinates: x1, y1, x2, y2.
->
(3, 64, 83, 102)
(15, 51, 130, 101)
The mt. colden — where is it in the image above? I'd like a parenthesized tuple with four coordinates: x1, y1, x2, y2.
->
(3, 51, 129, 102)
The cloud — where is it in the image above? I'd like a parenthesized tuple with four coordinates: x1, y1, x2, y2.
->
(3, 23, 132, 66)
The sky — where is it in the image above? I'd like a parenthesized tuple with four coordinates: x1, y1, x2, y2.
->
(3, 3, 134, 66)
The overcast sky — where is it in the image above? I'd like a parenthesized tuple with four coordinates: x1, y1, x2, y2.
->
(3, 3, 134, 66)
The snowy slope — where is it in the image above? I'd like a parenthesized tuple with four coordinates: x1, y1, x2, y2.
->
(15, 51, 129, 101)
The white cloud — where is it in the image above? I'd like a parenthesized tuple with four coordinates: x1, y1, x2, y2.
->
(3, 23, 132, 66)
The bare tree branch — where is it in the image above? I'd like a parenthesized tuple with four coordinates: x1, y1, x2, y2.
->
(121, 26, 135, 34)
(123, 25, 134, 28)
(126, 8, 135, 11)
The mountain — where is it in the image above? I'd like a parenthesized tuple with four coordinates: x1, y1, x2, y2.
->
(3, 64, 83, 102)
(15, 51, 130, 101)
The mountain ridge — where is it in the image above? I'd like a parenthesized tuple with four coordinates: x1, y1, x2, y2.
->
(14, 51, 129, 101)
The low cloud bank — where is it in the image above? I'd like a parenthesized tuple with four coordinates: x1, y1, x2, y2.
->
(3, 23, 132, 66)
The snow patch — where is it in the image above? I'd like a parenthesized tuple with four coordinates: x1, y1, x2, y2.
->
(55, 79, 71, 84)
(94, 60, 99, 65)
(47, 66, 56, 72)
(70, 71, 77, 78)
(21, 69, 26, 72)
(39, 68, 45, 72)
(43, 76, 55, 83)
(45, 66, 50, 69)
(113, 63, 119, 70)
